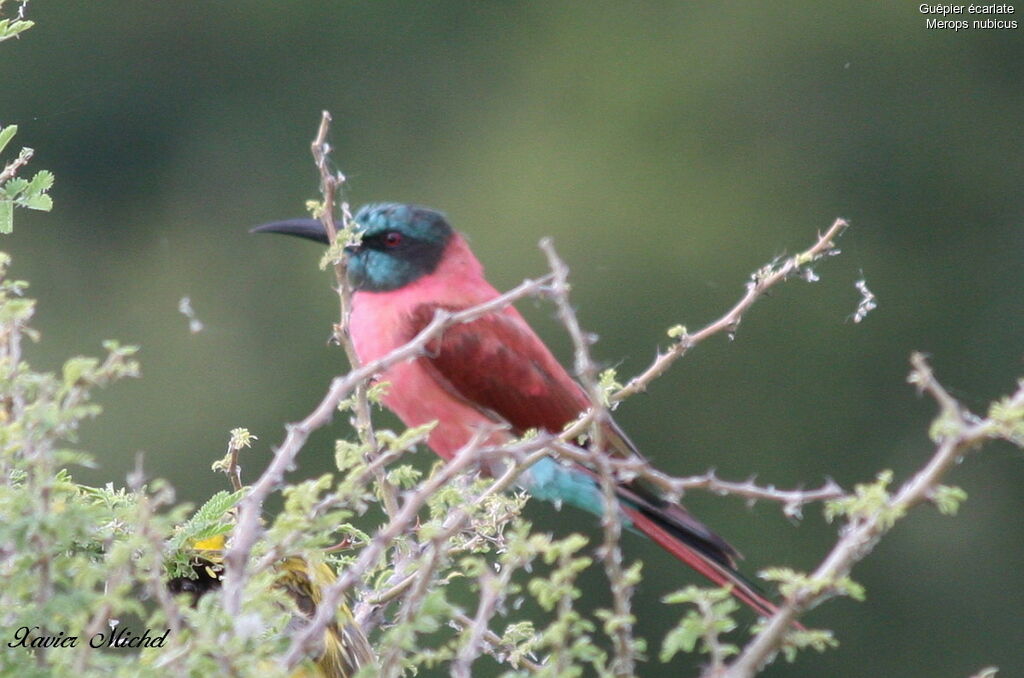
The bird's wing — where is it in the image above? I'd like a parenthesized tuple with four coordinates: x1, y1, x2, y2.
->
(408, 304, 645, 461)
(408, 304, 589, 435)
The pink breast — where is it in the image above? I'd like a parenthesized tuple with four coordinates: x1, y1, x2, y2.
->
(349, 267, 506, 458)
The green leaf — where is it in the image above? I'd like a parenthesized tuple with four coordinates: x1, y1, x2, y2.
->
(824, 470, 901, 528)
(598, 368, 622, 407)
(228, 427, 258, 451)
(0, 200, 11, 234)
(15, 170, 54, 212)
(777, 627, 839, 662)
(3, 177, 27, 197)
(0, 18, 35, 42)
(62, 356, 100, 387)
(22, 192, 51, 211)
(335, 438, 369, 472)
(759, 566, 866, 602)
(0, 124, 16, 154)
(660, 619, 701, 661)
(659, 586, 740, 663)
(26, 169, 54, 193)
(169, 488, 245, 551)
(932, 485, 968, 516)
(385, 464, 423, 489)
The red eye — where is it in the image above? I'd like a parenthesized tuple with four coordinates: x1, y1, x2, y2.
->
(383, 231, 403, 248)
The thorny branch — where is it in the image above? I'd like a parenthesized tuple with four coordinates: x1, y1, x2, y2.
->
(546, 220, 848, 468)
(0, 146, 33, 185)
(613, 218, 849, 402)
(220, 430, 246, 493)
(625, 465, 844, 519)
(718, 354, 1024, 678)
(546, 439, 844, 518)
(311, 112, 399, 521)
(452, 569, 507, 678)
(542, 238, 637, 677)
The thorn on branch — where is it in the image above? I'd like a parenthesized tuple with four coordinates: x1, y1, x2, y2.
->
(611, 218, 850, 403)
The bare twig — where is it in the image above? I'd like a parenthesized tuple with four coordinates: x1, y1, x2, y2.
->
(218, 428, 256, 493)
(542, 438, 842, 518)
(0, 146, 33, 185)
(544, 220, 850, 468)
(310, 112, 400, 521)
(614, 218, 849, 402)
(377, 545, 445, 677)
(541, 238, 637, 677)
(452, 569, 503, 678)
(625, 465, 844, 519)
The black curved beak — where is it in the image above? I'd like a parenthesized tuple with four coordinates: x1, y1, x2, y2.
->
(250, 218, 330, 245)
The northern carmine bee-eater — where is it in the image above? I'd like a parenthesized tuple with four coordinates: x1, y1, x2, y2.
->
(254, 203, 780, 618)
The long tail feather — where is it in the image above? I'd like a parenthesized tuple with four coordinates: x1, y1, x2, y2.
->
(624, 506, 792, 623)
(522, 458, 802, 628)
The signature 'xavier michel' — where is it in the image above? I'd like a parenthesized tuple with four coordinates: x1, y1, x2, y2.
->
(254, 203, 779, 618)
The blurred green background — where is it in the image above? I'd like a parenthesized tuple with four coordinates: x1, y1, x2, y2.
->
(5, 2, 1023, 676)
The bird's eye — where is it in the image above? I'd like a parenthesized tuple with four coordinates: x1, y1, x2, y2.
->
(383, 231, 403, 248)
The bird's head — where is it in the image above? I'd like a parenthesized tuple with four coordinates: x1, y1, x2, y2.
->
(252, 203, 454, 292)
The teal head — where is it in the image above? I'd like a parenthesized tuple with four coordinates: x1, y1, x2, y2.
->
(252, 203, 454, 292)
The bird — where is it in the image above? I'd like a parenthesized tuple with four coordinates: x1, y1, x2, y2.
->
(168, 534, 374, 677)
(253, 203, 782, 620)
